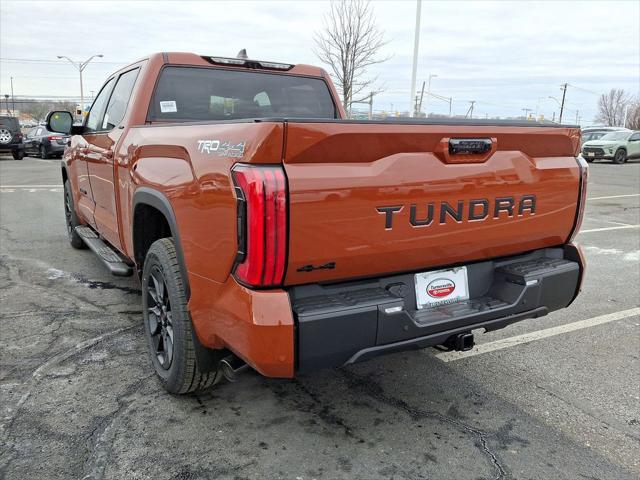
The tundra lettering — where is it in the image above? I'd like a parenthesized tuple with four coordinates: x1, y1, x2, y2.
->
(378, 194, 538, 229)
(48, 51, 586, 395)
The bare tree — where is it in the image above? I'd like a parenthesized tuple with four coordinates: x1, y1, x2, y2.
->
(314, 0, 388, 114)
(20, 99, 75, 123)
(595, 88, 632, 126)
(625, 101, 640, 130)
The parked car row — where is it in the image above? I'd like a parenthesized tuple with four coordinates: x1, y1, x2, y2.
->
(0, 115, 69, 159)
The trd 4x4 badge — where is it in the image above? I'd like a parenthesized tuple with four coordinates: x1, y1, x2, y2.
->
(197, 139, 246, 158)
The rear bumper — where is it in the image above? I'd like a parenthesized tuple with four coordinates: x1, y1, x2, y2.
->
(291, 245, 584, 374)
(47, 143, 66, 154)
(0, 142, 22, 152)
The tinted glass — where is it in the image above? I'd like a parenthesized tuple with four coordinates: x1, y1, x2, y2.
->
(86, 77, 115, 133)
(600, 131, 631, 141)
(0, 116, 19, 130)
(104, 68, 140, 130)
(149, 66, 336, 121)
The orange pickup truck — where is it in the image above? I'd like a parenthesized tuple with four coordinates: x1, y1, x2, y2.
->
(47, 52, 587, 394)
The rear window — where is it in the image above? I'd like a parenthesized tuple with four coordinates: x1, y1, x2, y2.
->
(148, 66, 336, 122)
(0, 116, 19, 130)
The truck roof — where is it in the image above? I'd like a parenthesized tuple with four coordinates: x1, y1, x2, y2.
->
(118, 52, 328, 78)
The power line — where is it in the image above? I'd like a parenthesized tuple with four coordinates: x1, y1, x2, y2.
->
(567, 83, 602, 96)
(0, 57, 124, 65)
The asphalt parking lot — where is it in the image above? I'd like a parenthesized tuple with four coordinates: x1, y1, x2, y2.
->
(0, 155, 638, 480)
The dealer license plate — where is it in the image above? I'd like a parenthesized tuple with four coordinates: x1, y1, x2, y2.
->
(587, 152, 595, 157)
(415, 267, 469, 309)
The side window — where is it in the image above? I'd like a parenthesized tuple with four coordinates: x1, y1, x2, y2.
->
(86, 78, 116, 133)
(103, 68, 140, 130)
(630, 133, 640, 141)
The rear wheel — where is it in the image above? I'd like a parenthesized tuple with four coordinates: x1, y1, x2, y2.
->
(613, 148, 626, 164)
(63, 180, 85, 249)
(142, 238, 220, 394)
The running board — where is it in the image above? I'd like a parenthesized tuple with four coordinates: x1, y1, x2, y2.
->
(75, 226, 133, 276)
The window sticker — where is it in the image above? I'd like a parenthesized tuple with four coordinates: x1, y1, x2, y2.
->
(160, 100, 177, 113)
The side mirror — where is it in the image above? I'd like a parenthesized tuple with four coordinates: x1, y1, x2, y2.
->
(46, 111, 73, 135)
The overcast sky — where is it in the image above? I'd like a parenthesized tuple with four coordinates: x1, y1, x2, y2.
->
(1, 0, 639, 124)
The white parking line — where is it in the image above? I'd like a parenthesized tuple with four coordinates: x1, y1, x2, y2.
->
(434, 307, 640, 362)
(587, 194, 639, 201)
(579, 225, 640, 233)
(0, 185, 61, 188)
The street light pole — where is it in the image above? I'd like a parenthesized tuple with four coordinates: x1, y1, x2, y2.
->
(409, 0, 422, 117)
(623, 103, 630, 128)
(10, 77, 15, 114)
(57, 54, 103, 117)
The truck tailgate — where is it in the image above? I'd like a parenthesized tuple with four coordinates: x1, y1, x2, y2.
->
(282, 121, 581, 285)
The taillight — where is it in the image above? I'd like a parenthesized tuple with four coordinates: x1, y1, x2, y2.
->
(568, 155, 589, 243)
(231, 164, 287, 287)
(48, 135, 62, 141)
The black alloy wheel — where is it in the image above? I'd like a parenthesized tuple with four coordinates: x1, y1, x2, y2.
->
(147, 265, 175, 370)
(613, 148, 626, 164)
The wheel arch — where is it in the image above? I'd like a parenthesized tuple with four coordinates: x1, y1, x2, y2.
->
(61, 164, 68, 184)
(132, 187, 190, 299)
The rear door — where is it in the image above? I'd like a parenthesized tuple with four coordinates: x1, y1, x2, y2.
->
(282, 121, 582, 285)
(628, 132, 640, 157)
(24, 127, 41, 154)
(82, 68, 139, 249)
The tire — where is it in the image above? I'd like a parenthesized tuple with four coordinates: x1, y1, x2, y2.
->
(12, 149, 24, 160)
(40, 145, 50, 159)
(142, 238, 220, 394)
(613, 148, 626, 164)
(63, 180, 85, 249)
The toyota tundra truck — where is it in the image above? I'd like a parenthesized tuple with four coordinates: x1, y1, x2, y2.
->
(46, 52, 587, 394)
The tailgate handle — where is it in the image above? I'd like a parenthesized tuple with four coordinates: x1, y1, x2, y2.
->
(449, 138, 493, 155)
(436, 137, 497, 164)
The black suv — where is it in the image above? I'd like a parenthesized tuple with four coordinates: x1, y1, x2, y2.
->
(0, 116, 24, 160)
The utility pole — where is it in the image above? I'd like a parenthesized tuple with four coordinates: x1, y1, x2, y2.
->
(10, 77, 15, 114)
(368, 91, 374, 120)
(465, 101, 475, 119)
(522, 108, 532, 119)
(448, 97, 452, 116)
(559, 83, 568, 124)
(424, 74, 437, 116)
(409, 0, 422, 117)
(417, 81, 426, 116)
(57, 54, 103, 118)
(575, 109, 579, 125)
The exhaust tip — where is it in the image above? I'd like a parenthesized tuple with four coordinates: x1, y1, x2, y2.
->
(219, 355, 248, 382)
